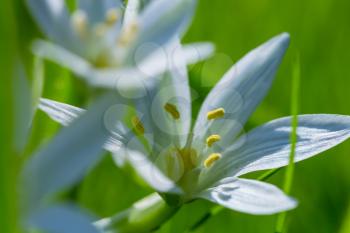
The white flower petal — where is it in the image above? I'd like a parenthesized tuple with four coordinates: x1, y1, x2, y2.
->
(26, 0, 82, 53)
(193, 33, 290, 151)
(134, 40, 213, 150)
(123, 0, 141, 27)
(26, 205, 100, 233)
(126, 0, 196, 62)
(39, 98, 125, 151)
(78, 0, 122, 24)
(39, 98, 85, 126)
(33, 40, 92, 77)
(181, 42, 215, 65)
(202, 114, 350, 184)
(38, 98, 154, 167)
(197, 178, 297, 215)
(21, 93, 124, 213)
(138, 41, 215, 79)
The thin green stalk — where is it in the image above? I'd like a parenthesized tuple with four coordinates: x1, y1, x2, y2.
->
(275, 56, 301, 233)
(0, 0, 19, 232)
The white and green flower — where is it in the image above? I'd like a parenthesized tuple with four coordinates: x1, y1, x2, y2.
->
(38, 33, 350, 216)
(27, 0, 213, 90)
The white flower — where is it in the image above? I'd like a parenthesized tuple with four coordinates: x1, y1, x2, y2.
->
(26, 0, 213, 90)
(38, 33, 350, 215)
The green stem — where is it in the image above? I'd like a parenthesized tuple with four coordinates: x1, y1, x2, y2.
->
(0, 0, 20, 232)
(95, 193, 179, 233)
(275, 56, 300, 233)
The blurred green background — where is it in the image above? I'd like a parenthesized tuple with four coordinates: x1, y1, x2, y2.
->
(2, 0, 350, 232)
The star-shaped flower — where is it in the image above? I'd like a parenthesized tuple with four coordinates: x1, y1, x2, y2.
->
(27, 0, 213, 90)
(38, 33, 350, 216)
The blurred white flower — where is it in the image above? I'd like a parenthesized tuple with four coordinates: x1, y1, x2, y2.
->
(38, 33, 350, 215)
(20, 93, 126, 232)
(27, 0, 213, 90)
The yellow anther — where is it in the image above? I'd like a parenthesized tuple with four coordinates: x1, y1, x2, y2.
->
(207, 108, 225, 120)
(206, 134, 221, 147)
(131, 116, 144, 135)
(164, 103, 180, 120)
(71, 10, 87, 37)
(105, 8, 119, 25)
(204, 153, 222, 168)
(118, 21, 139, 46)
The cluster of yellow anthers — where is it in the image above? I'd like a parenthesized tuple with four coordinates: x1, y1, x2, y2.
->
(204, 108, 225, 168)
(70, 8, 139, 45)
(131, 103, 225, 172)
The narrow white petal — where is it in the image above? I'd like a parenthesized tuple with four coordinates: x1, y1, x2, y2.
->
(181, 42, 215, 65)
(26, 205, 100, 233)
(39, 98, 85, 126)
(202, 114, 350, 184)
(26, 0, 82, 53)
(133, 40, 211, 150)
(21, 93, 124, 213)
(197, 178, 297, 215)
(33, 40, 92, 78)
(78, 0, 122, 24)
(39, 98, 124, 152)
(193, 33, 290, 151)
(126, 0, 196, 62)
(138, 41, 214, 78)
(123, 0, 141, 26)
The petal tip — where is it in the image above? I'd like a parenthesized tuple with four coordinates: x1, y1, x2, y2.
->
(277, 32, 291, 49)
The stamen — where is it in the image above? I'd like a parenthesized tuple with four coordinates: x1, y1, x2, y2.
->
(206, 134, 221, 147)
(95, 24, 108, 37)
(118, 20, 139, 46)
(105, 8, 120, 26)
(164, 103, 180, 120)
(131, 116, 144, 135)
(179, 148, 197, 170)
(71, 10, 87, 37)
(156, 149, 184, 182)
(207, 108, 225, 120)
(204, 153, 222, 168)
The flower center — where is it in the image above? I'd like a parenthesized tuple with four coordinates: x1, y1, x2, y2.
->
(156, 147, 198, 182)
(128, 106, 227, 184)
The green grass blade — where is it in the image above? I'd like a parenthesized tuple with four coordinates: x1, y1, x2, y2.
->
(0, 0, 19, 232)
(275, 55, 301, 233)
